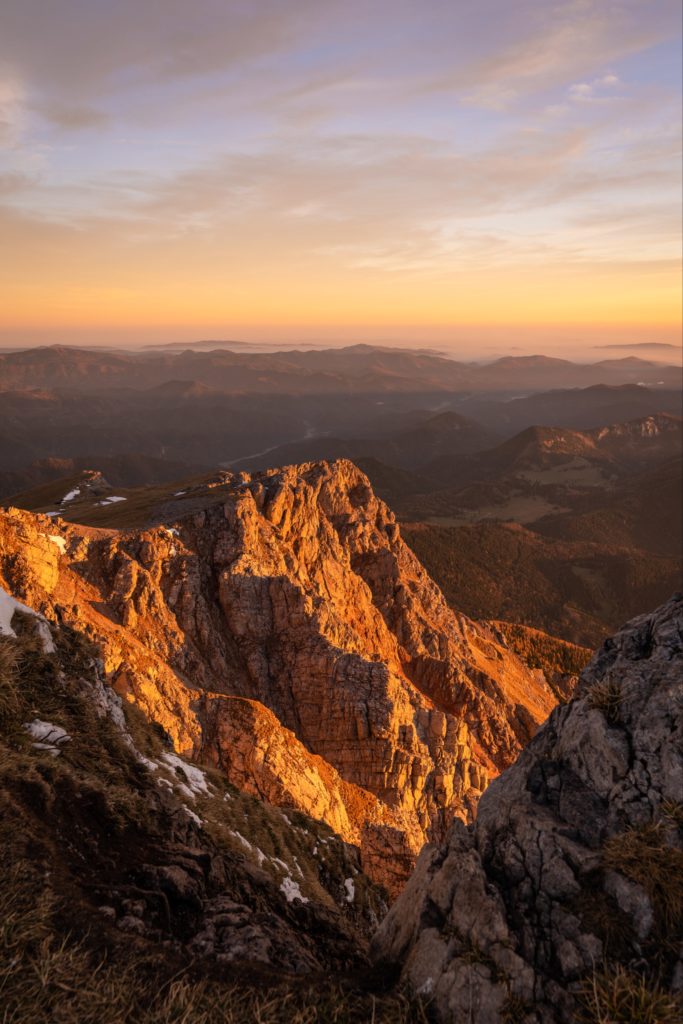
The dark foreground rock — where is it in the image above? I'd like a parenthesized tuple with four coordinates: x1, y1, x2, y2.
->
(372, 595, 683, 1023)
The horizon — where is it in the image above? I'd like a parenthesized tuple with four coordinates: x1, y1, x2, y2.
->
(0, 335, 681, 367)
(1, 1, 681, 354)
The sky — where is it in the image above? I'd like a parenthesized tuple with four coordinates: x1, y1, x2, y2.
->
(0, 0, 681, 359)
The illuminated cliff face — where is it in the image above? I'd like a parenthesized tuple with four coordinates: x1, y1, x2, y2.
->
(0, 459, 557, 893)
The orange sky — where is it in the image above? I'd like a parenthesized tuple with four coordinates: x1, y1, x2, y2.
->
(1, 1, 681, 357)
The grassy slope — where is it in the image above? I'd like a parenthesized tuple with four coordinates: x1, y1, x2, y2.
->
(0, 612, 426, 1023)
(486, 620, 591, 702)
(403, 521, 680, 648)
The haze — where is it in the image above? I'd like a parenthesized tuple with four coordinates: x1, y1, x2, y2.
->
(1, 0, 681, 359)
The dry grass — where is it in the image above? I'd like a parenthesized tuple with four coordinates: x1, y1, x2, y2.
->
(490, 620, 591, 678)
(660, 800, 683, 829)
(579, 964, 682, 1024)
(0, 636, 21, 725)
(0, 618, 419, 1022)
(501, 993, 532, 1024)
(0, 866, 426, 1024)
(193, 773, 386, 924)
(0, 621, 60, 734)
(571, 888, 636, 961)
(586, 679, 623, 723)
(602, 823, 683, 936)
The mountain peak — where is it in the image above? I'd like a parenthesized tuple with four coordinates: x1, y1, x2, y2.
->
(0, 460, 558, 894)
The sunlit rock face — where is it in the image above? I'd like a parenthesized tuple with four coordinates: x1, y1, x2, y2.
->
(0, 460, 556, 895)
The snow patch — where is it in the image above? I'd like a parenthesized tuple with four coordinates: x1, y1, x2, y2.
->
(173, 490, 187, 496)
(280, 877, 308, 904)
(184, 808, 203, 827)
(97, 496, 127, 506)
(61, 488, 80, 503)
(34, 619, 55, 654)
(0, 587, 40, 637)
(230, 830, 252, 851)
(161, 752, 209, 796)
(24, 719, 70, 756)
(343, 878, 355, 903)
(135, 751, 158, 772)
(90, 679, 127, 732)
(229, 830, 267, 866)
(48, 534, 67, 554)
(0, 586, 54, 651)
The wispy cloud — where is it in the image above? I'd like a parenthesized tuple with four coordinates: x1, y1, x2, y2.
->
(422, 1, 679, 108)
(0, 0, 680, 339)
(567, 72, 621, 104)
(0, 76, 26, 147)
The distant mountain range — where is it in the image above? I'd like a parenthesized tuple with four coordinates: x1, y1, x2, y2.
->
(1, 344, 679, 487)
(594, 341, 679, 350)
(0, 342, 679, 649)
(4, 410, 680, 648)
(0, 343, 679, 393)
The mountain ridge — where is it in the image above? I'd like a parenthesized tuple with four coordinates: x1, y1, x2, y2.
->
(0, 344, 678, 393)
(0, 459, 562, 894)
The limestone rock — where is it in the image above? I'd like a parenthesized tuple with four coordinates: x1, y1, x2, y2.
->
(0, 460, 557, 892)
(372, 595, 683, 1021)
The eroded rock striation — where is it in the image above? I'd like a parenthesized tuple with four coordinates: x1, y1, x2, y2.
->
(372, 595, 683, 1021)
(0, 460, 556, 893)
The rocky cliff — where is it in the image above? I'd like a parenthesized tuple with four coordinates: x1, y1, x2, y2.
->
(1, 605, 438, 1022)
(373, 595, 683, 1022)
(0, 459, 556, 893)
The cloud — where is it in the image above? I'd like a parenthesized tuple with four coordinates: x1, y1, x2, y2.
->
(37, 103, 110, 130)
(6, 116, 677, 278)
(1, 1, 678, 128)
(66, 128, 592, 233)
(569, 82, 594, 99)
(0, 76, 26, 147)
(567, 72, 622, 103)
(0, 0, 680, 338)
(0, 1, 330, 95)
(424, 1, 678, 109)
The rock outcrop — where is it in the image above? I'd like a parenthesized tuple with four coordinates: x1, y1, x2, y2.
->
(372, 595, 683, 1022)
(0, 460, 557, 893)
(0, 609, 387, 980)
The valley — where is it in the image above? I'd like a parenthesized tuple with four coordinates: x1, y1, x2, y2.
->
(3, 346, 678, 648)
(0, 341, 680, 1022)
